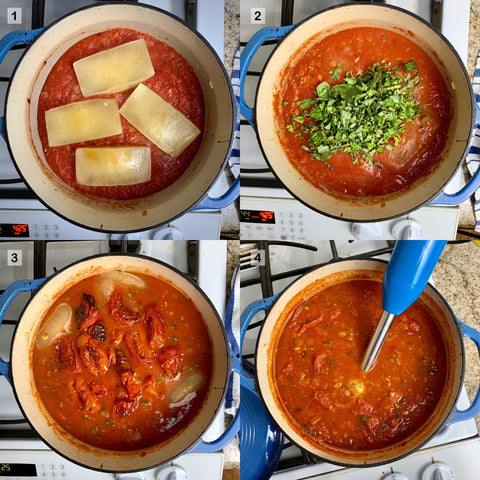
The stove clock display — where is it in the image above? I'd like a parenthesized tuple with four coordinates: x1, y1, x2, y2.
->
(0, 463, 37, 476)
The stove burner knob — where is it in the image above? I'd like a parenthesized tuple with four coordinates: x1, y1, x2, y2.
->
(156, 466, 188, 480)
(152, 226, 186, 240)
(391, 219, 424, 239)
(422, 462, 454, 480)
(382, 473, 410, 480)
(351, 222, 382, 240)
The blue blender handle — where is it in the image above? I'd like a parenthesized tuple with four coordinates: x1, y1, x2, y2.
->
(383, 240, 447, 315)
(362, 240, 447, 371)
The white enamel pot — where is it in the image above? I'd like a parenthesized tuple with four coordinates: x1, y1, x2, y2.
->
(239, 4, 476, 222)
(242, 258, 480, 466)
(0, 254, 238, 472)
(0, 2, 236, 233)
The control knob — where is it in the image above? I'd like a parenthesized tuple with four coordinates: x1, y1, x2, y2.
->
(392, 219, 424, 239)
(351, 222, 382, 240)
(152, 226, 186, 240)
(115, 473, 146, 480)
(422, 462, 454, 480)
(156, 465, 188, 480)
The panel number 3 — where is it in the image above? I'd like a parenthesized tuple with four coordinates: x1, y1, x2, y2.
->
(250, 8, 265, 24)
(7, 250, 22, 266)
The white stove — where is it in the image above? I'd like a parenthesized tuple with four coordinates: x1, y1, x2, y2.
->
(0, 239, 233, 480)
(239, 0, 473, 241)
(240, 240, 480, 480)
(0, 0, 232, 241)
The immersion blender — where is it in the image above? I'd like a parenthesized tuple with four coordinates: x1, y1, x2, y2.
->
(361, 240, 447, 372)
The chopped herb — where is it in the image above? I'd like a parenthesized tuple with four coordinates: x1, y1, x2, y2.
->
(402, 60, 418, 73)
(282, 61, 422, 168)
(330, 63, 342, 81)
(283, 101, 289, 106)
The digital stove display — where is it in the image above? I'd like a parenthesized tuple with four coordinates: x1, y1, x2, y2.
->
(240, 209, 275, 224)
(0, 224, 29, 237)
(0, 464, 37, 476)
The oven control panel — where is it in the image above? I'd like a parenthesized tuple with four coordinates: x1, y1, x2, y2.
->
(0, 210, 222, 240)
(0, 451, 223, 480)
(240, 196, 459, 241)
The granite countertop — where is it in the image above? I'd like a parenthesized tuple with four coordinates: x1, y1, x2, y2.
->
(432, 241, 480, 433)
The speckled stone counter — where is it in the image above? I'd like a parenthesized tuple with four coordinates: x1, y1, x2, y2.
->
(468, 0, 480, 79)
(224, 0, 239, 77)
(432, 241, 480, 433)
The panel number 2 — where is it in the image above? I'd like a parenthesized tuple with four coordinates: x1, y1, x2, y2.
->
(250, 8, 265, 24)
(7, 8, 22, 25)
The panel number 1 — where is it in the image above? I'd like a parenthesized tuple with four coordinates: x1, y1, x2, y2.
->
(7, 8, 22, 25)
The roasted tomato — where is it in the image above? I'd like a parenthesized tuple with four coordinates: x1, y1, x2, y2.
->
(124, 328, 151, 366)
(55, 336, 81, 374)
(77, 333, 109, 376)
(74, 377, 100, 414)
(157, 345, 182, 378)
(88, 323, 106, 342)
(142, 304, 165, 351)
(75, 293, 100, 332)
(108, 289, 140, 325)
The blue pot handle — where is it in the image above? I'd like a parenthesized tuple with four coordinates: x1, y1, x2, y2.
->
(428, 166, 480, 206)
(0, 278, 47, 382)
(429, 101, 480, 206)
(194, 174, 239, 210)
(239, 295, 278, 391)
(190, 271, 241, 453)
(239, 25, 294, 125)
(189, 353, 240, 453)
(0, 28, 43, 141)
(444, 320, 480, 426)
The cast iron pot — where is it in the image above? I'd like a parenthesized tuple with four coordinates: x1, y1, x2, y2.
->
(240, 3, 478, 222)
(0, 254, 239, 472)
(241, 258, 480, 466)
(0, 2, 238, 233)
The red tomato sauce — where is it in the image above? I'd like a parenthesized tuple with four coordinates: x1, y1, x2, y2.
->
(37, 28, 205, 200)
(274, 27, 452, 197)
(273, 278, 447, 451)
(32, 272, 212, 451)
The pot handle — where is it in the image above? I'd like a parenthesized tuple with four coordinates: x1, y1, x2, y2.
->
(194, 174, 240, 210)
(428, 166, 480, 206)
(189, 367, 241, 453)
(0, 28, 43, 141)
(444, 320, 480, 426)
(240, 295, 278, 391)
(239, 25, 294, 125)
(189, 268, 242, 453)
(0, 278, 47, 382)
(428, 103, 480, 206)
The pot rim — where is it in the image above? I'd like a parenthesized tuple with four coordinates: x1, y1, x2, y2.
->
(10, 252, 230, 473)
(252, 3, 475, 223)
(4, 1, 235, 234)
(254, 257, 465, 467)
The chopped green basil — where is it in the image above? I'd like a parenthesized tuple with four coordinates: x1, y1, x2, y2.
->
(283, 61, 422, 168)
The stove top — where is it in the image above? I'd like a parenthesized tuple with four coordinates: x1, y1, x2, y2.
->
(0, 0, 234, 240)
(239, 0, 474, 241)
(239, 240, 480, 480)
(0, 239, 236, 479)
